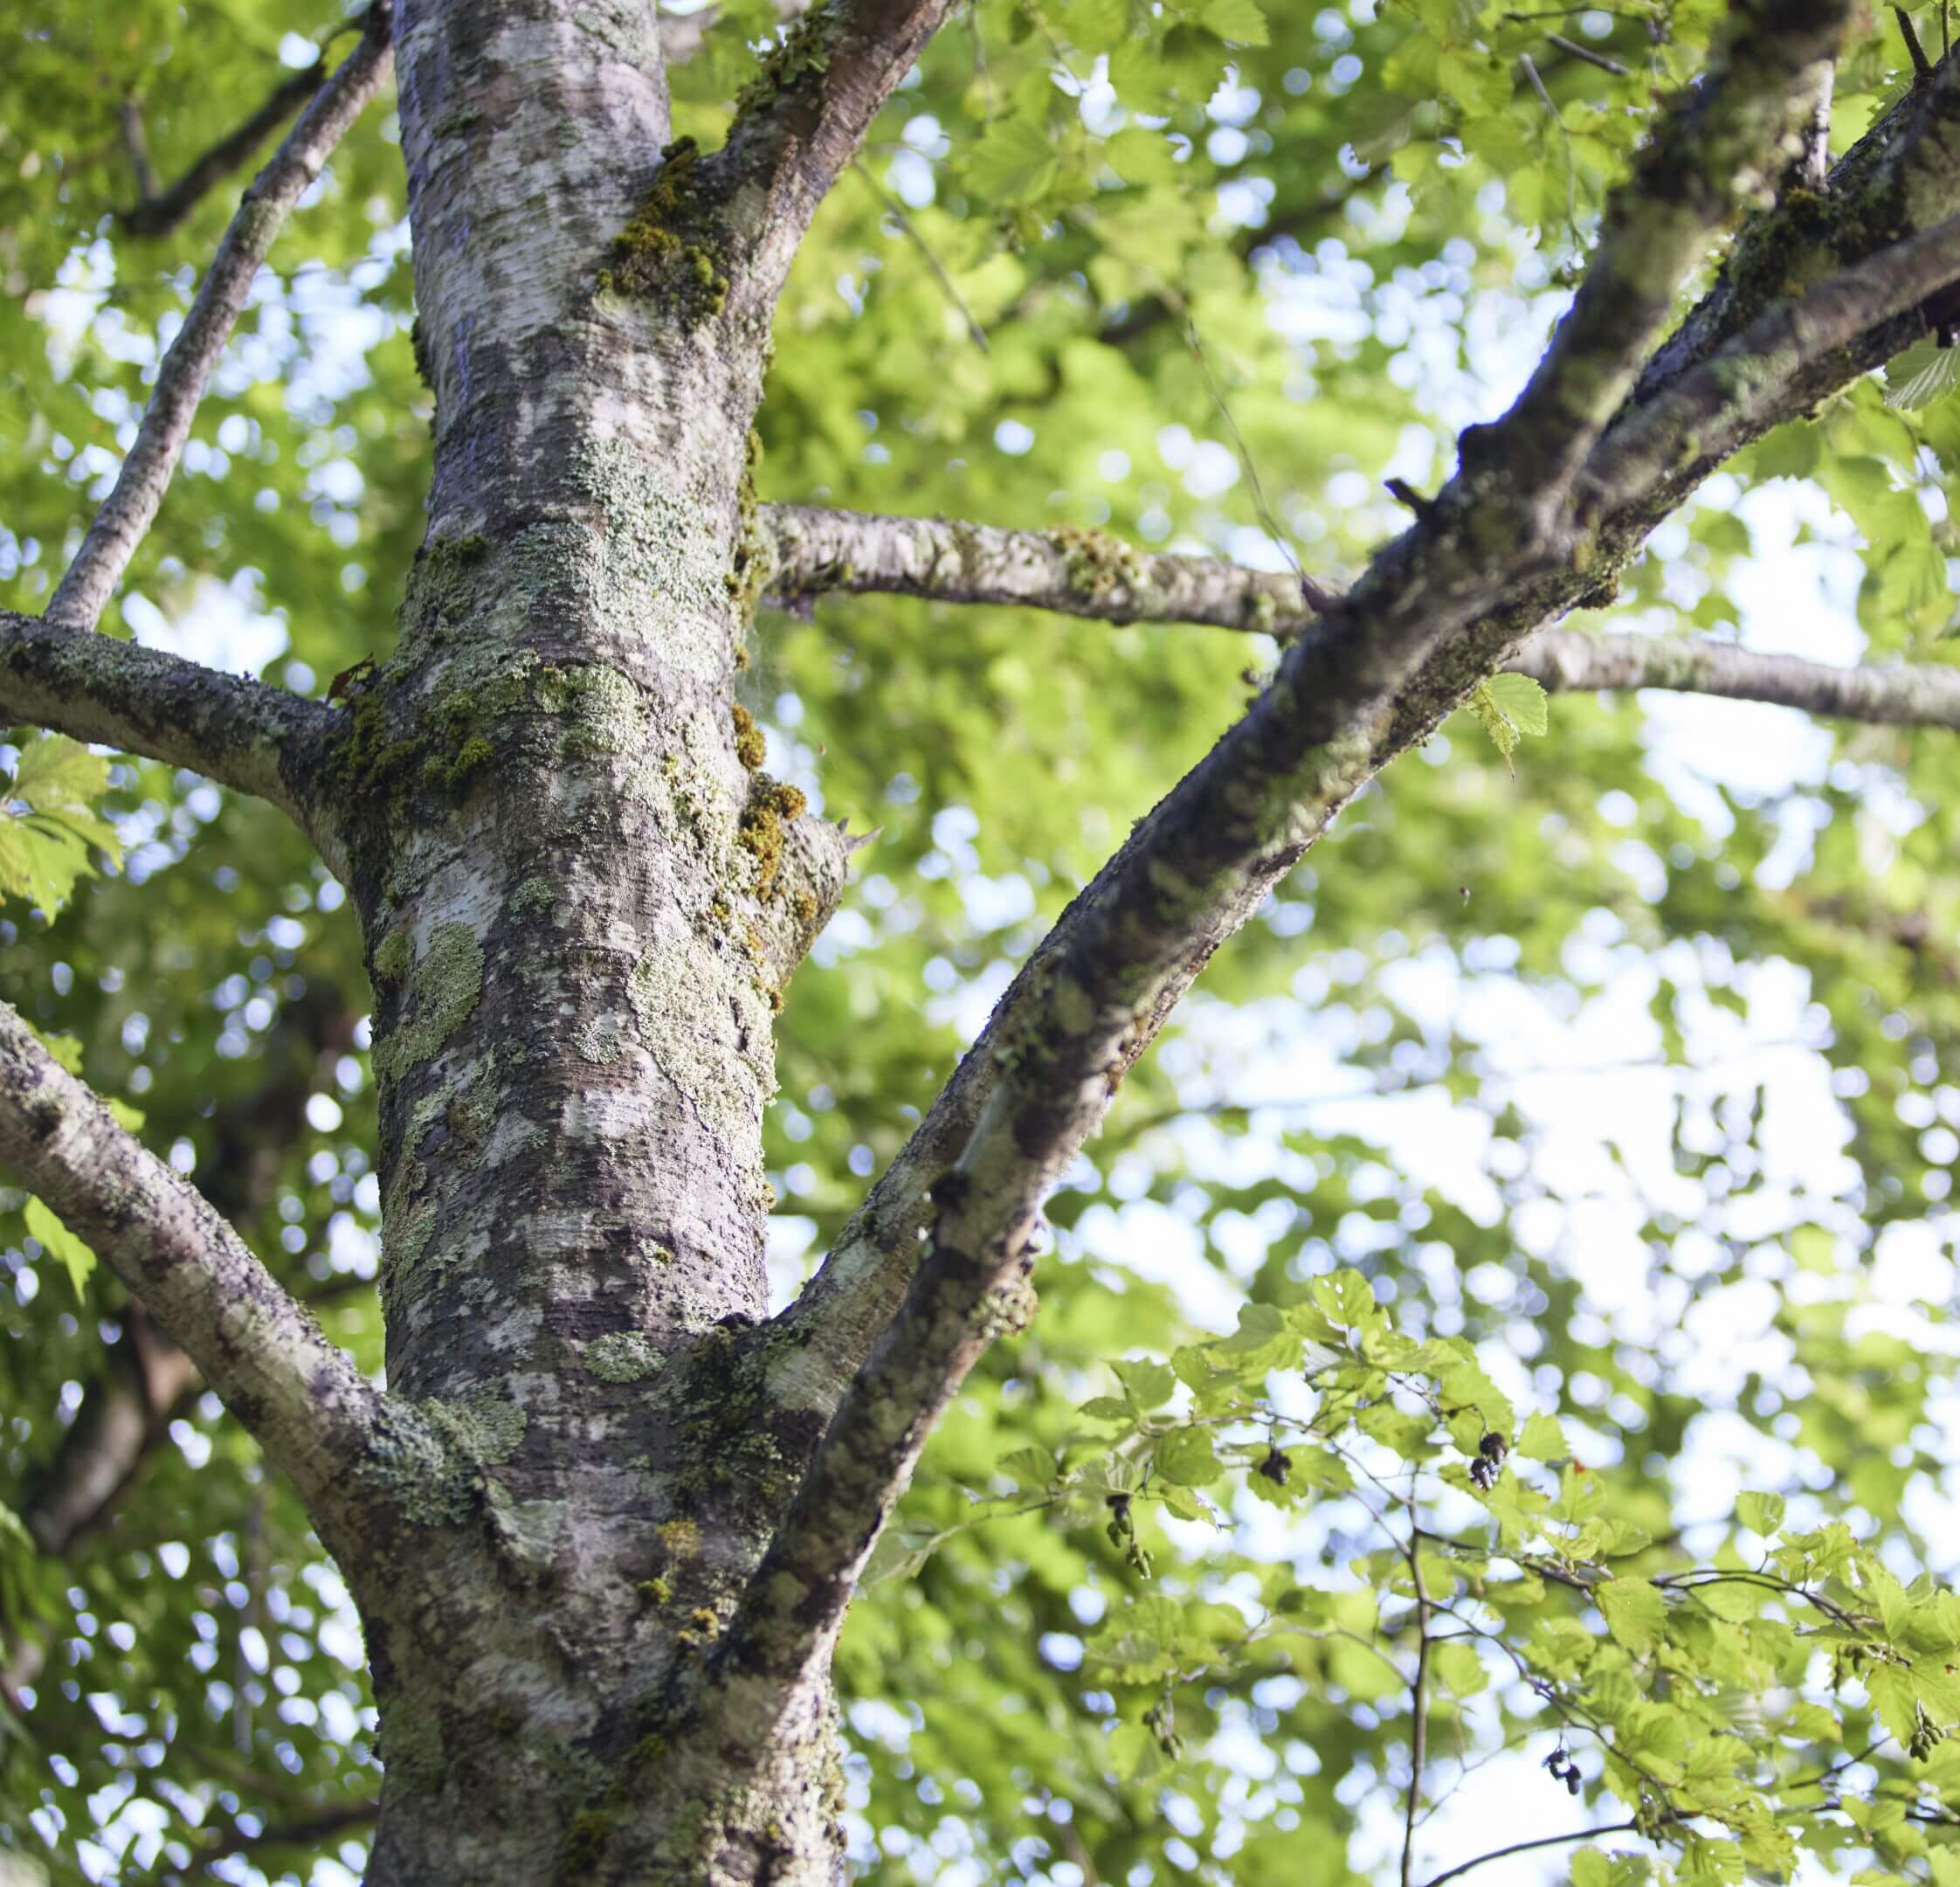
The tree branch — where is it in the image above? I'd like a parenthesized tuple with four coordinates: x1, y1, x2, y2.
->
(182, 1800, 377, 1877)
(759, 503, 1308, 632)
(1402, 1531, 1432, 1887)
(118, 49, 341, 240)
(2, 986, 360, 1701)
(1517, 628, 1960, 727)
(723, 0, 1960, 1724)
(709, 0, 961, 313)
(45, 5, 396, 633)
(1581, 210, 1960, 515)
(0, 610, 349, 872)
(1490, 0, 1851, 490)
(0, 1005, 384, 1542)
(759, 508, 1960, 731)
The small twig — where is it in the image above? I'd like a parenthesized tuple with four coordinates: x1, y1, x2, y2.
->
(1385, 476, 1439, 522)
(119, 26, 357, 240)
(233, 1486, 267, 1752)
(181, 1801, 376, 1879)
(1400, 1515, 1432, 1887)
(118, 94, 162, 206)
(1520, 53, 1583, 255)
(45, 3, 395, 633)
(1181, 318, 1338, 613)
(1897, 3, 1935, 81)
(1419, 1820, 1644, 1887)
(968, 5, 998, 117)
(852, 161, 990, 352)
(1544, 31, 1632, 73)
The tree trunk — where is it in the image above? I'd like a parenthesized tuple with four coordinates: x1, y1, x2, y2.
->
(338, 3, 843, 1877)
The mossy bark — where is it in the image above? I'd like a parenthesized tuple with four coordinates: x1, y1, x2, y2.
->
(335, 2, 848, 1878)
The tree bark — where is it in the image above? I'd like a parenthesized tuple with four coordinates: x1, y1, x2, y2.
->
(335, 1, 887, 1878)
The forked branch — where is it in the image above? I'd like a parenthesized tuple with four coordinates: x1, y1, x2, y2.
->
(712, 0, 962, 310)
(731, 0, 1960, 1725)
(760, 504, 1960, 731)
(45, 3, 396, 633)
(1494, 0, 1851, 487)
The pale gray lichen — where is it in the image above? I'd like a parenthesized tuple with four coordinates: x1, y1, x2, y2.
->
(365, 1394, 527, 1529)
(573, 1018, 627, 1064)
(373, 922, 486, 1085)
(584, 1331, 663, 1382)
(511, 876, 556, 920)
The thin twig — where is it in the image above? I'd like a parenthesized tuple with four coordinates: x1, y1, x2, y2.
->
(1400, 1507, 1432, 1887)
(233, 1486, 266, 1752)
(119, 94, 162, 206)
(118, 10, 383, 240)
(1896, 3, 1935, 81)
(1521, 53, 1583, 255)
(968, 5, 998, 117)
(1181, 318, 1339, 614)
(1544, 31, 1632, 73)
(180, 1801, 376, 1879)
(852, 160, 990, 351)
(1419, 1821, 1643, 1887)
(45, 4, 395, 633)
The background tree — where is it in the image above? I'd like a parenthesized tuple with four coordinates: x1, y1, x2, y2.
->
(6, 0, 1960, 1881)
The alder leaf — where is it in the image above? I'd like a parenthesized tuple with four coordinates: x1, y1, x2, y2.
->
(1153, 1427, 1219, 1486)
(1466, 673, 1549, 770)
(962, 119, 1059, 204)
(0, 736, 121, 916)
(1597, 1576, 1668, 1654)
(1192, 0, 1268, 44)
(1736, 1491, 1785, 1538)
(1884, 339, 1960, 411)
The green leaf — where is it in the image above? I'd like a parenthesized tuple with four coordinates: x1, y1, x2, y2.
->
(1431, 1639, 1487, 1697)
(1310, 1269, 1378, 1330)
(963, 118, 1059, 204)
(1481, 672, 1549, 736)
(1153, 1427, 1220, 1486)
(1596, 1576, 1668, 1654)
(1463, 674, 1550, 767)
(0, 735, 121, 916)
(1113, 1358, 1176, 1408)
(1059, 0, 1130, 43)
(1191, 0, 1268, 44)
(1690, 1579, 1763, 1622)
(1104, 128, 1183, 186)
(1570, 1849, 1612, 1887)
(1736, 1492, 1785, 1538)
(1884, 338, 1960, 411)
(25, 1196, 94, 1298)
(1516, 1413, 1568, 1460)
(1078, 1395, 1135, 1422)
(1867, 1662, 1920, 1745)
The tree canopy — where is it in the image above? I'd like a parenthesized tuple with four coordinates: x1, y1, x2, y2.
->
(7, 0, 1960, 1882)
